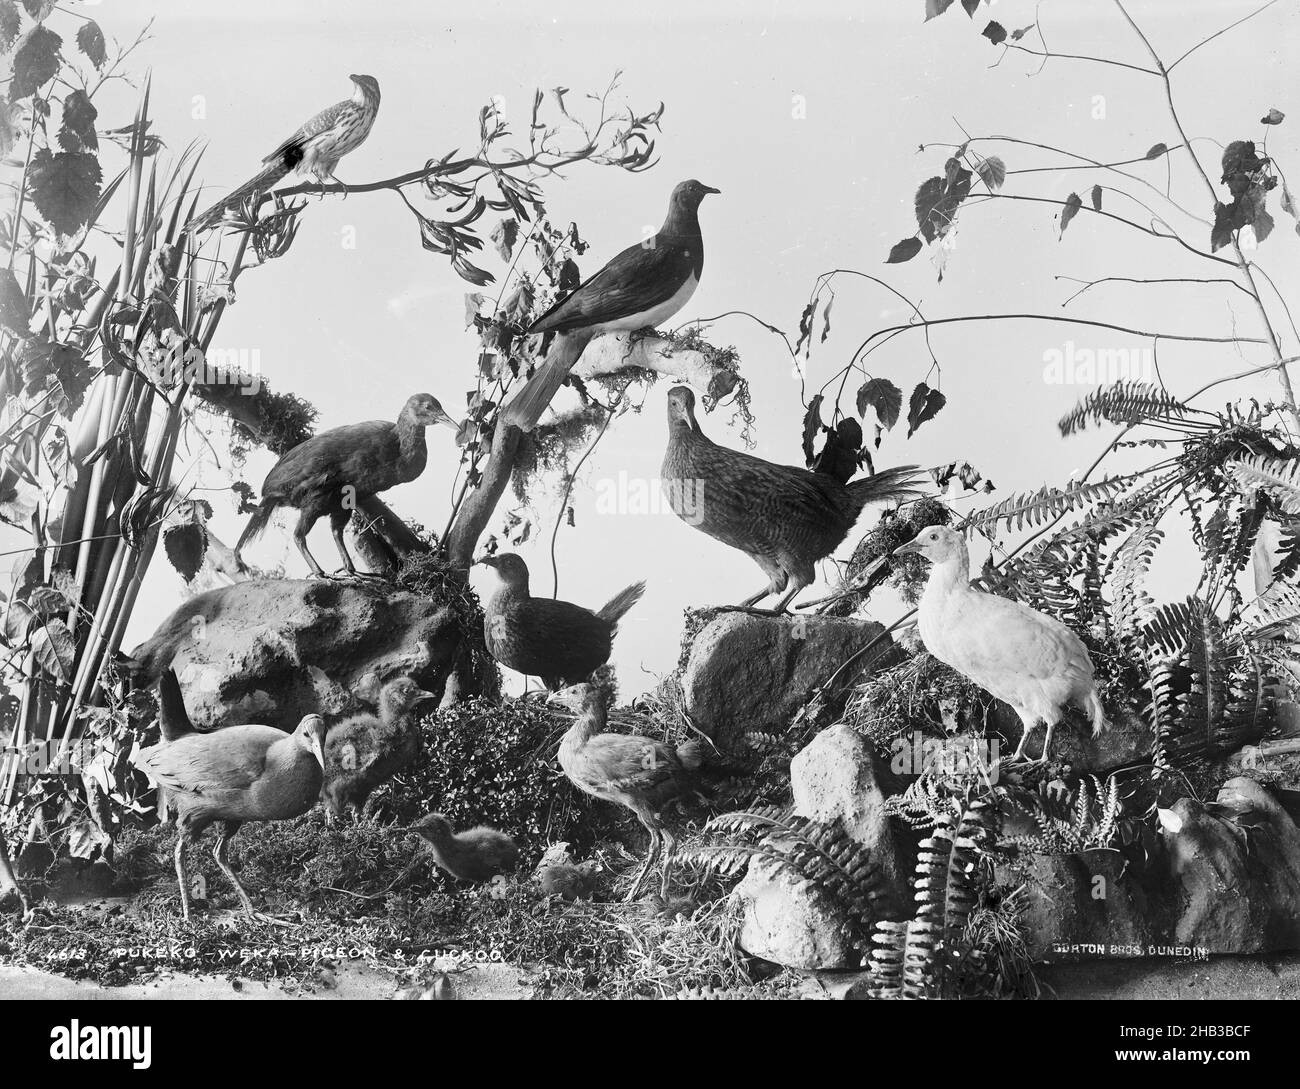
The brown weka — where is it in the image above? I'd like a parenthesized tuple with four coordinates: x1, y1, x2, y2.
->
(478, 553, 644, 690)
(660, 386, 924, 611)
(235, 393, 457, 578)
(138, 669, 327, 922)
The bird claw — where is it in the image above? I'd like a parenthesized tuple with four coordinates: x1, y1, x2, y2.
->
(247, 910, 301, 929)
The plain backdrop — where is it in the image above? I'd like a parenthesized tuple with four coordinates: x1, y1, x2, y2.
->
(3, 0, 1298, 696)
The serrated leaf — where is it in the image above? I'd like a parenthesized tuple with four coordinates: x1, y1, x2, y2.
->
(163, 521, 208, 583)
(886, 236, 922, 263)
(914, 159, 971, 243)
(57, 88, 97, 152)
(10, 24, 61, 99)
(1059, 191, 1083, 236)
(31, 616, 74, 683)
(21, 0, 54, 20)
(76, 19, 106, 69)
(1261, 107, 1285, 126)
(982, 20, 1007, 45)
(857, 378, 903, 430)
(28, 147, 101, 236)
(490, 217, 519, 261)
(906, 382, 946, 437)
(0, 2, 20, 51)
(975, 155, 1005, 190)
(0, 267, 28, 333)
(801, 394, 823, 464)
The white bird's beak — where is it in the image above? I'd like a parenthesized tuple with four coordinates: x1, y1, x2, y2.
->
(892, 539, 922, 557)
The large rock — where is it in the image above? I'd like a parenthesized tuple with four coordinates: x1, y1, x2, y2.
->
(681, 611, 892, 753)
(738, 725, 905, 969)
(125, 579, 464, 730)
(1005, 776, 1300, 961)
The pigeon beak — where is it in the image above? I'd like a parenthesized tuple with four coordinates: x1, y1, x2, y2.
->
(701, 185, 720, 195)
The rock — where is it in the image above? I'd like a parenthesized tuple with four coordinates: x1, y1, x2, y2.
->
(737, 858, 859, 970)
(681, 611, 892, 753)
(1218, 739, 1300, 826)
(737, 725, 905, 970)
(1007, 777, 1300, 961)
(125, 579, 463, 730)
(791, 723, 904, 886)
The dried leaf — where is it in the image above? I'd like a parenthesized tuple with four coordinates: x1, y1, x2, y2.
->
(76, 19, 106, 69)
(975, 155, 1006, 190)
(982, 20, 1007, 45)
(1261, 107, 1285, 126)
(906, 382, 946, 438)
(857, 378, 903, 430)
(1059, 192, 1083, 236)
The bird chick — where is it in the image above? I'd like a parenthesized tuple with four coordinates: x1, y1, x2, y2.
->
(402, 814, 520, 883)
(536, 860, 601, 901)
(894, 525, 1107, 763)
(549, 681, 699, 901)
(321, 676, 437, 818)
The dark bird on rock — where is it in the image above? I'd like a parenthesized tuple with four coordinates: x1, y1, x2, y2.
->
(400, 814, 520, 883)
(812, 418, 865, 486)
(660, 386, 924, 611)
(321, 676, 438, 819)
(137, 670, 328, 921)
(187, 75, 382, 234)
(503, 180, 719, 431)
(478, 553, 645, 689)
(235, 393, 457, 579)
(549, 680, 701, 901)
(894, 525, 1107, 763)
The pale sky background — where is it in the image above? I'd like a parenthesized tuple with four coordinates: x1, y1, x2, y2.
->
(5, 0, 1299, 696)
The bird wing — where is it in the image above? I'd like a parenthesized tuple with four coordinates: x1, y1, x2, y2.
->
(936, 592, 1095, 694)
(492, 598, 612, 681)
(575, 734, 683, 800)
(529, 237, 696, 333)
(261, 98, 353, 166)
(666, 431, 852, 556)
(262, 421, 399, 502)
(144, 726, 281, 796)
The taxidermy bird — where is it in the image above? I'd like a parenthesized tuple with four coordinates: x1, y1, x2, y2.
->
(478, 553, 645, 689)
(400, 814, 520, 883)
(138, 670, 328, 921)
(549, 680, 701, 901)
(893, 525, 1107, 763)
(187, 75, 382, 233)
(503, 179, 719, 431)
(661, 386, 923, 611)
(537, 860, 601, 901)
(321, 676, 438, 818)
(235, 393, 457, 579)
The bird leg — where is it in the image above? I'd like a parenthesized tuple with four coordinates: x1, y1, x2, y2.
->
(294, 527, 331, 579)
(174, 831, 193, 921)
(625, 827, 662, 902)
(658, 827, 677, 901)
(211, 822, 295, 927)
(1010, 718, 1050, 763)
(737, 584, 777, 609)
(328, 509, 386, 581)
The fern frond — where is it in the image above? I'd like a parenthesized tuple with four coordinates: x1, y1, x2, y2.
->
(965, 477, 1130, 532)
(1059, 381, 1191, 437)
(1226, 454, 1300, 515)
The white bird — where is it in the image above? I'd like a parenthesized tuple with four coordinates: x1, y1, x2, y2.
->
(893, 525, 1106, 763)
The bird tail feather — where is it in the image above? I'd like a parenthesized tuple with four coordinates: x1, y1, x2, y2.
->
(1086, 689, 1107, 737)
(157, 668, 197, 743)
(597, 580, 646, 627)
(501, 359, 570, 432)
(234, 500, 276, 571)
(501, 329, 597, 432)
(846, 464, 927, 511)
(186, 159, 292, 234)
